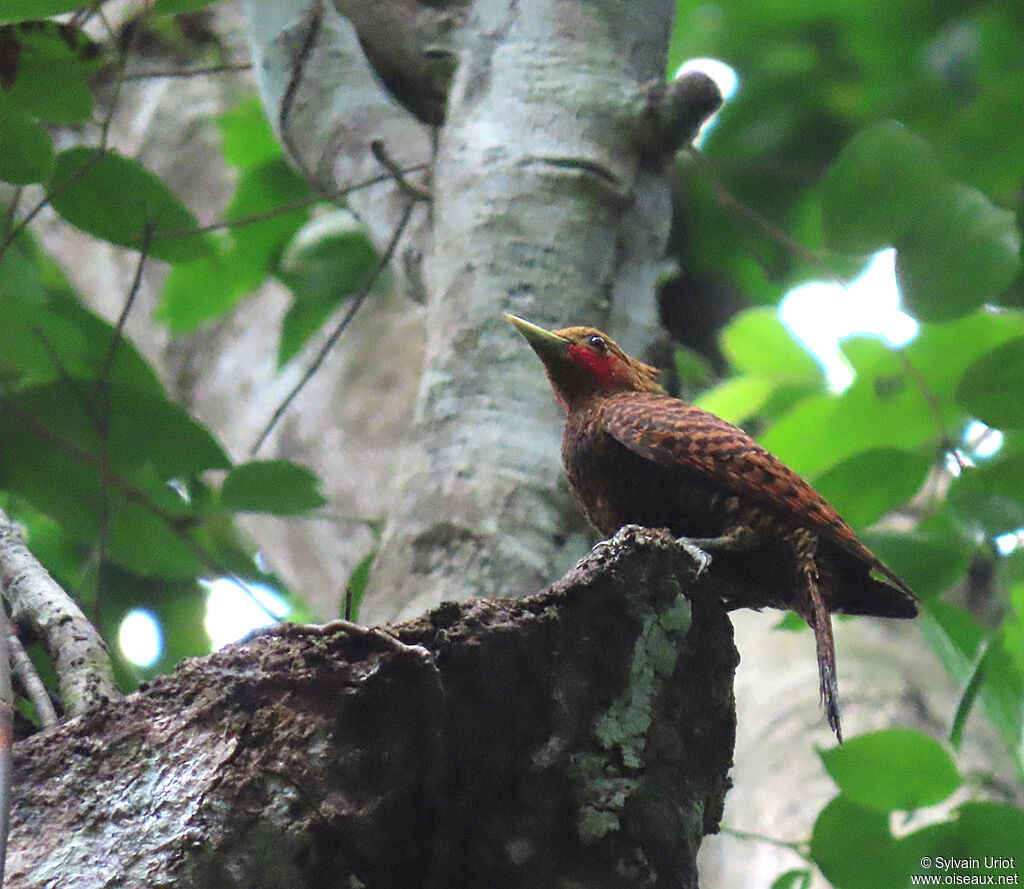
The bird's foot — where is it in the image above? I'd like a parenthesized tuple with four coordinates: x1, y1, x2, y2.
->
(674, 536, 713, 578)
(674, 527, 760, 578)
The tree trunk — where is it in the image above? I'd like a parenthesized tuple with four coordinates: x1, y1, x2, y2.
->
(9, 529, 736, 889)
(246, 0, 680, 622)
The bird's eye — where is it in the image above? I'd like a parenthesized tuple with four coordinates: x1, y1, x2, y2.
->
(588, 334, 608, 352)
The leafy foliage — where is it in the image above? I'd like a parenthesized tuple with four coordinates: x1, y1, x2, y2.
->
(0, 0, 1022, 885)
(809, 730, 1024, 889)
(0, 5, 371, 690)
(668, 0, 1024, 883)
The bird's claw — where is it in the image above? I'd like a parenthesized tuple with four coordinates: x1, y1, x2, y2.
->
(675, 537, 713, 578)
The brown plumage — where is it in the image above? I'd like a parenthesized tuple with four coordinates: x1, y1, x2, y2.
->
(506, 314, 918, 743)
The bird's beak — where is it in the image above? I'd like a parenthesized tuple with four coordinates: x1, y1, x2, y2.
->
(504, 314, 570, 363)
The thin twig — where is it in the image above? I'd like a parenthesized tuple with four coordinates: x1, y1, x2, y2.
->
(1, 187, 21, 242)
(719, 825, 809, 855)
(8, 632, 58, 728)
(95, 6, 126, 151)
(686, 147, 840, 284)
(250, 200, 416, 455)
(894, 350, 961, 464)
(91, 221, 154, 407)
(0, 148, 108, 262)
(121, 62, 252, 80)
(370, 140, 432, 203)
(152, 166, 427, 241)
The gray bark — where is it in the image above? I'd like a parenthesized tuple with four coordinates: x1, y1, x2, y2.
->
(9, 529, 737, 889)
(367, 0, 679, 620)
(245, 0, 683, 623)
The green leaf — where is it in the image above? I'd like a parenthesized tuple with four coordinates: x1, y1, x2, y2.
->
(0, 290, 163, 393)
(217, 96, 282, 169)
(949, 635, 997, 751)
(813, 448, 931, 529)
(900, 801, 1024, 876)
(957, 338, 1024, 429)
(821, 121, 942, 254)
(158, 159, 310, 331)
(2, 380, 229, 477)
(0, 106, 53, 183)
(810, 795, 907, 889)
(760, 339, 933, 480)
(922, 602, 1024, 763)
(0, 425, 203, 577)
(949, 451, 1024, 537)
(896, 183, 1022, 322)
(672, 346, 714, 393)
(694, 375, 774, 426)
(907, 310, 1024, 401)
(277, 212, 377, 364)
(152, 0, 219, 13)
(342, 549, 376, 622)
(773, 611, 808, 632)
(950, 802, 1024, 864)
(771, 870, 812, 889)
(48, 149, 215, 263)
(221, 460, 327, 515)
(0, 1, 85, 21)
(719, 308, 822, 383)
(1003, 584, 1024, 681)
(860, 521, 974, 600)
(0, 21, 102, 121)
(820, 729, 960, 812)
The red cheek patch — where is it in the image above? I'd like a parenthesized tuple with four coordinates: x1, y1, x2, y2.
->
(568, 343, 621, 388)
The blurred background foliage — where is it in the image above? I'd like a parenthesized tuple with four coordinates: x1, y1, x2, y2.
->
(0, 0, 1022, 885)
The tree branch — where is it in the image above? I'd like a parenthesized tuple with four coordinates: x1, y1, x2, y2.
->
(9, 527, 736, 889)
(0, 508, 119, 719)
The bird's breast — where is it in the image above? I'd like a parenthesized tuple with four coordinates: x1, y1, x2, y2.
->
(561, 415, 747, 540)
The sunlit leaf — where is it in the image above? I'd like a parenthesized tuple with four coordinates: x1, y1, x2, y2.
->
(695, 375, 774, 426)
(217, 96, 282, 169)
(720, 308, 822, 383)
(820, 729, 959, 811)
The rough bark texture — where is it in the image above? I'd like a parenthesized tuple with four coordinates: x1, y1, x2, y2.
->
(9, 528, 736, 889)
(366, 0, 679, 620)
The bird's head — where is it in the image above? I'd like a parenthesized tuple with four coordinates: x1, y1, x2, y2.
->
(505, 314, 663, 410)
